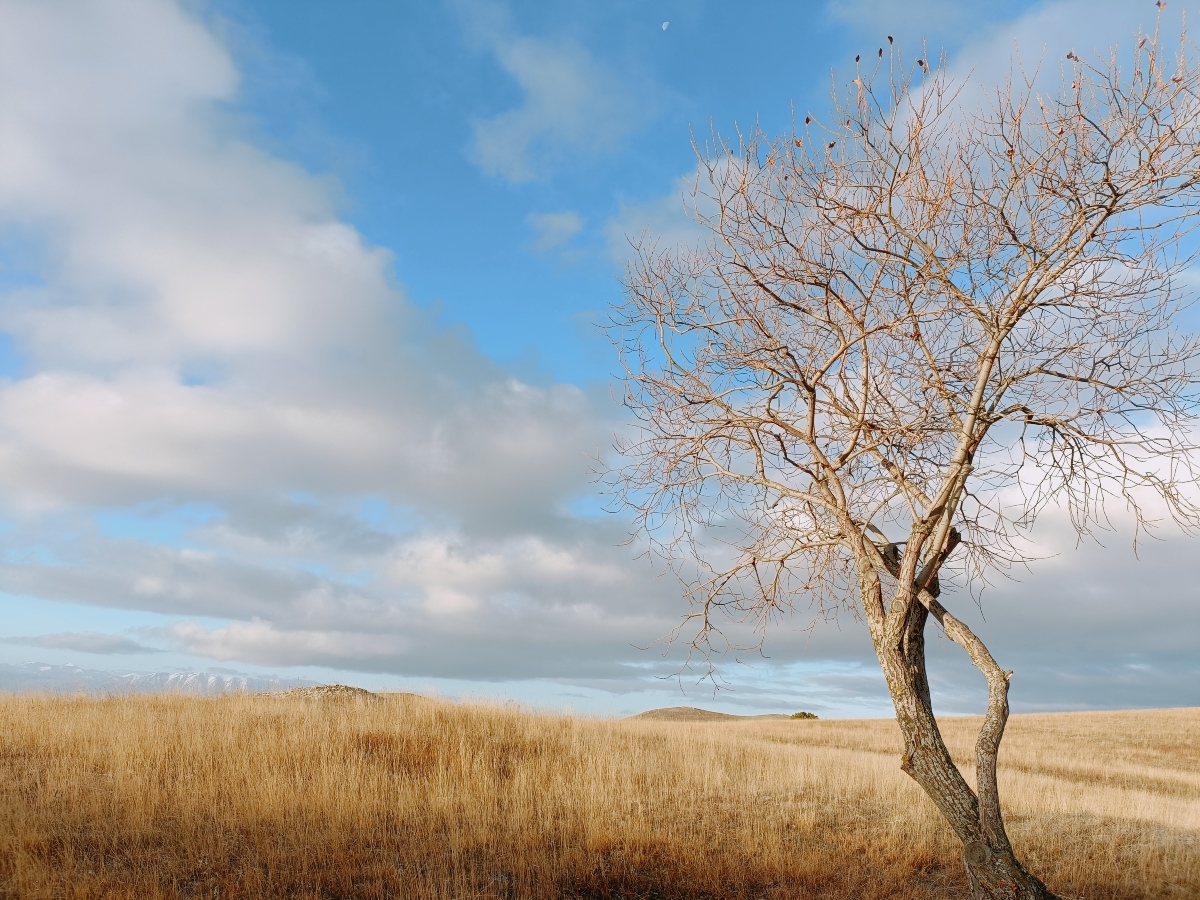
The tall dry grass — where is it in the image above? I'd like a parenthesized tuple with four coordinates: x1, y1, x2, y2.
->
(0, 692, 1195, 900)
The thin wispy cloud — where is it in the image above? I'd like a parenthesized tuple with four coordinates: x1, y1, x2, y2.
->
(7, 632, 158, 655)
(527, 211, 584, 255)
(825, 0, 1019, 46)
(458, 0, 648, 182)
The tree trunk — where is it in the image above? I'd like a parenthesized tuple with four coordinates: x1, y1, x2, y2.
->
(873, 595, 1059, 900)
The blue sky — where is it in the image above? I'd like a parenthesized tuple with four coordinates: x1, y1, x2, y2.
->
(215, 0, 1035, 384)
(0, 0, 1195, 716)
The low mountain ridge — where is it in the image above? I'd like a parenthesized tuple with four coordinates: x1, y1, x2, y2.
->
(0, 662, 318, 695)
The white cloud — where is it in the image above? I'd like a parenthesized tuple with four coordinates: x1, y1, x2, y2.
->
(927, 0, 1182, 117)
(0, 510, 686, 679)
(0, 0, 609, 516)
(0, 0, 678, 684)
(7, 631, 157, 654)
(593, 0, 1200, 712)
(825, 0, 1021, 49)
(384, 533, 627, 616)
(460, 2, 645, 182)
(603, 155, 764, 265)
(527, 211, 583, 255)
(605, 173, 709, 265)
(0, 0, 1192, 714)
(168, 618, 409, 667)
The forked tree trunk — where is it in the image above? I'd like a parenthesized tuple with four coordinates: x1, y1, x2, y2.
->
(874, 599, 1060, 900)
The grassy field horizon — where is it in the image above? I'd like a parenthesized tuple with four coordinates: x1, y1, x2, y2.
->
(0, 692, 1195, 899)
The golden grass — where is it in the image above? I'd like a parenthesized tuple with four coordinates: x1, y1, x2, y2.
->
(0, 693, 1195, 900)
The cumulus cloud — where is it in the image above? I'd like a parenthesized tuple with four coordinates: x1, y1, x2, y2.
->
(459, 0, 647, 182)
(0, 0, 602, 514)
(0, 515, 687, 681)
(0, 0, 687, 688)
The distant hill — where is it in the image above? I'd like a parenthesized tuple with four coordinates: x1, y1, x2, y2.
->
(0, 662, 318, 695)
(628, 706, 794, 722)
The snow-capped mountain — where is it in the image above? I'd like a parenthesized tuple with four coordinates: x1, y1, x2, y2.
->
(0, 662, 319, 694)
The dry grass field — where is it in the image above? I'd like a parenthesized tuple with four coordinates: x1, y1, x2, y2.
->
(0, 692, 1195, 900)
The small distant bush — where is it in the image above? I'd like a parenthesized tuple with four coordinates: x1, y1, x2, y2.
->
(790, 711, 818, 720)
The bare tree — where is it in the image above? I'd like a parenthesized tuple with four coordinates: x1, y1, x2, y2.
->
(610, 19, 1200, 900)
